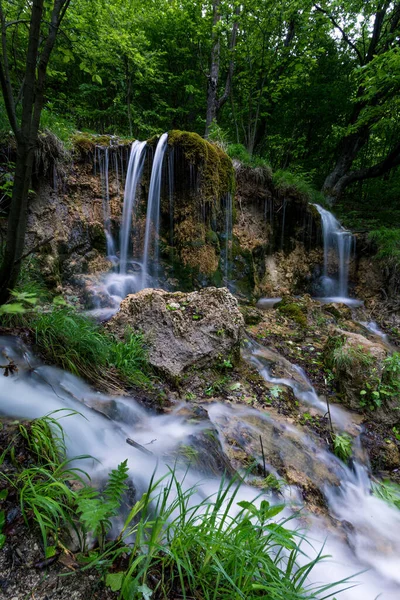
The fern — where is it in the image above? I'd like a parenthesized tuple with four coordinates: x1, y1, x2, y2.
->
(76, 460, 129, 550)
(104, 459, 129, 507)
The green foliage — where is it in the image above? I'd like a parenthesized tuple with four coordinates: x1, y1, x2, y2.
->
(368, 228, 400, 267)
(0, 489, 7, 550)
(3, 415, 350, 598)
(110, 330, 150, 387)
(373, 480, 400, 511)
(333, 434, 352, 463)
(273, 169, 325, 204)
(8, 306, 150, 388)
(76, 460, 129, 550)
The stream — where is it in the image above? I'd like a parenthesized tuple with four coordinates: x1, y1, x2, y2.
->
(1, 335, 400, 599)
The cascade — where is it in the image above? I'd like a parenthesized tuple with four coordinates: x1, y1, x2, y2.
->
(98, 146, 117, 260)
(141, 133, 168, 288)
(1, 335, 400, 600)
(314, 204, 354, 298)
(168, 147, 174, 248)
(223, 192, 233, 284)
(119, 140, 147, 274)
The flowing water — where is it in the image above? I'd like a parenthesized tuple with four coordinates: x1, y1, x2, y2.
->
(1, 336, 400, 599)
(314, 204, 354, 300)
(141, 133, 168, 289)
(98, 147, 117, 260)
(119, 140, 147, 274)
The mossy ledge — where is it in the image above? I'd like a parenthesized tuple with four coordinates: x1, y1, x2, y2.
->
(167, 130, 235, 200)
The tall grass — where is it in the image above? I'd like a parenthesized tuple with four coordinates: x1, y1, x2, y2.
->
(31, 308, 150, 388)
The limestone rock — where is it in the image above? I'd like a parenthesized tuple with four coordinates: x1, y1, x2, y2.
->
(107, 287, 244, 379)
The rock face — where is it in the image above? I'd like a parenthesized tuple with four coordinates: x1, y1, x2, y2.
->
(107, 287, 244, 379)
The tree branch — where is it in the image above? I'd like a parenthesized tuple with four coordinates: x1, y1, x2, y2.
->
(217, 5, 241, 111)
(314, 4, 364, 65)
(337, 141, 400, 191)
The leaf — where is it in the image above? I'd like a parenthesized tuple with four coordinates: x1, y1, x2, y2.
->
(92, 74, 103, 84)
(138, 583, 153, 600)
(106, 572, 124, 591)
(0, 534, 5, 550)
(229, 382, 241, 391)
(0, 489, 8, 501)
(0, 510, 5, 529)
(0, 303, 26, 314)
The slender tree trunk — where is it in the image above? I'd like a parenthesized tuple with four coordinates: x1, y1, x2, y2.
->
(205, 0, 221, 138)
(0, 144, 35, 302)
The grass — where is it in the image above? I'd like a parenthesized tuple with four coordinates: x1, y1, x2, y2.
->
(30, 308, 150, 388)
(0, 279, 151, 389)
(272, 169, 325, 205)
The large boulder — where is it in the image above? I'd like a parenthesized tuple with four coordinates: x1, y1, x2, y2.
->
(107, 287, 244, 379)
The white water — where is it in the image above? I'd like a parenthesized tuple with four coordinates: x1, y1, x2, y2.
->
(141, 133, 168, 288)
(1, 337, 400, 598)
(119, 140, 147, 274)
(314, 204, 354, 298)
(242, 338, 353, 429)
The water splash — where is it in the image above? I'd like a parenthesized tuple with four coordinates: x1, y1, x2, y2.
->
(141, 133, 168, 289)
(119, 141, 147, 274)
(314, 204, 354, 298)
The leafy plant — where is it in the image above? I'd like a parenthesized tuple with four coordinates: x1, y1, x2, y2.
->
(333, 433, 352, 463)
(76, 460, 129, 551)
(372, 480, 400, 510)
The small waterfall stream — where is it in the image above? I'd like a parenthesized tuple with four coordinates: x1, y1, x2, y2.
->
(1, 336, 400, 599)
(119, 140, 147, 274)
(314, 204, 354, 299)
(141, 132, 168, 288)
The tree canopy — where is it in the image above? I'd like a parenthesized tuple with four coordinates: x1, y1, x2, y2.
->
(1, 0, 400, 213)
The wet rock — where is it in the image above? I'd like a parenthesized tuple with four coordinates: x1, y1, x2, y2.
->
(323, 303, 352, 321)
(107, 287, 244, 380)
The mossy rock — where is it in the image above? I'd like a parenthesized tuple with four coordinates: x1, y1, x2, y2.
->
(168, 130, 235, 200)
(276, 298, 308, 327)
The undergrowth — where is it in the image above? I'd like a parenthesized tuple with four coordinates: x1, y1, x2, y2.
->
(0, 279, 150, 389)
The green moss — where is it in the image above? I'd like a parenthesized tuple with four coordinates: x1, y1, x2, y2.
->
(167, 130, 235, 200)
(276, 299, 307, 327)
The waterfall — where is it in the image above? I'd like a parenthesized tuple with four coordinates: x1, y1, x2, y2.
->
(141, 133, 168, 288)
(223, 192, 233, 284)
(314, 204, 354, 298)
(98, 146, 116, 259)
(119, 141, 147, 274)
(168, 148, 174, 248)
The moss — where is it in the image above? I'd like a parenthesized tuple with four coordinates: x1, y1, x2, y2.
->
(167, 130, 235, 200)
(72, 133, 134, 157)
(276, 299, 307, 327)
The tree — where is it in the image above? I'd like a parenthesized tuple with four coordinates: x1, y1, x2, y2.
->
(0, 0, 71, 302)
(205, 0, 240, 137)
(317, 1, 400, 203)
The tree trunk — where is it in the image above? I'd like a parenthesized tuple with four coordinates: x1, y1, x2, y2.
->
(205, 0, 221, 138)
(0, 143, 35, 302)
(322, 127, 369, 204)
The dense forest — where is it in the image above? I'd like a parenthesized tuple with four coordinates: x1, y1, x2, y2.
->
(1, 2, 400, 600)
